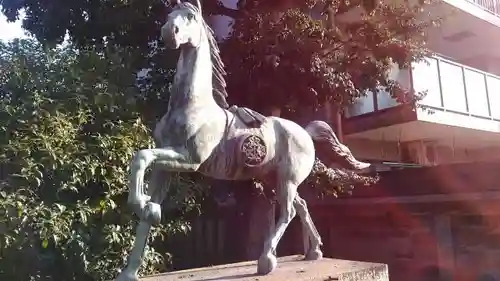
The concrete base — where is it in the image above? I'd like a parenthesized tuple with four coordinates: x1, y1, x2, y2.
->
(140, 255, 389, 281)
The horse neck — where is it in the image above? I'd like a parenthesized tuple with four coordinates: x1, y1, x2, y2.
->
(171, 32, 215, 108)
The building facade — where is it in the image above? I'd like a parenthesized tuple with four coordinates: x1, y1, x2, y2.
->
(337, 2, 500, 276)
(205, 1, 500, 281)
(344, 0, 500, 166)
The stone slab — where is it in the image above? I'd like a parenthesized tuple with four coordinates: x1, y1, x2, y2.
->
(140, 255, 389, 281)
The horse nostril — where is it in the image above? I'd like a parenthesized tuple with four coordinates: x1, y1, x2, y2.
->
(174, 26, 179, 34)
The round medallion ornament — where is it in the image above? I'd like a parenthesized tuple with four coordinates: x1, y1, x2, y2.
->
(239, 134, 267, 167)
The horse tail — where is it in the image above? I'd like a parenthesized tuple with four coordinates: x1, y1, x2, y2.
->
(304, 120, 371, 171)
(307, 157, 379, 197)
(304, 121, 378, 195)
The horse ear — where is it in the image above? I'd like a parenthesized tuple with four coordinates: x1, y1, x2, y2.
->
(190, 0, 201, 10)
(165, 0, 180, 6)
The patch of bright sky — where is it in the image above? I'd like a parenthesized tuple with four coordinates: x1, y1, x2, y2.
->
(209, 0, 237, 40)
(0, 11, 27, 42)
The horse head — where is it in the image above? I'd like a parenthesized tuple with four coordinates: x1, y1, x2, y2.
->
(161, 0, 204, 49)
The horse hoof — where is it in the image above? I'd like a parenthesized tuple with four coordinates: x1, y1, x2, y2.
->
(143, 202, 162, 225)
(305, 248, 323, 261)
(115, 270, 139, 281)
(257, 253, 277, 275)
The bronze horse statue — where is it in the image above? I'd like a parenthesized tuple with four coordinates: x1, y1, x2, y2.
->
(116, 1, 372, 280)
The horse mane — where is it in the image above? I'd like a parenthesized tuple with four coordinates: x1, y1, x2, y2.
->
(203, 21, 230, 109)
(176, 2, 230, 109)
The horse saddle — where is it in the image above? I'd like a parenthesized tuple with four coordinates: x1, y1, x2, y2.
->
(228, 105, 267, 128)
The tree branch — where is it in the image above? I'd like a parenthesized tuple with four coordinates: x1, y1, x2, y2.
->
(205, 2, 242, 19)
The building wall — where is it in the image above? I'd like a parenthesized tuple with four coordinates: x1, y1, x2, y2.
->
(304, 203, 500, 281)
(308, 205, 440, 281)
(452, 213, 500, 281)
(460, 55, 500, 76)
(345, 138, 500, 165)
(279, 162, 500, 281)
(345, 138, 402, 162)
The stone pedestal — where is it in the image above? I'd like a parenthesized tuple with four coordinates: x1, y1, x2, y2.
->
(140, 255, 389, 281)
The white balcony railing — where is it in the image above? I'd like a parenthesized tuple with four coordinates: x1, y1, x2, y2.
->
(468, 0, 500, 16)
(346, 55, 500, 120)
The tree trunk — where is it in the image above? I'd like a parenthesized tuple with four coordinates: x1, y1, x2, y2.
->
(332, 103, 344, 142)
(270, 107, 282, 117)
(324, 101, 332, 124)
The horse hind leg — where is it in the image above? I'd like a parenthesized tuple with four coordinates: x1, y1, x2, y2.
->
(294, 194, 323, 260)
(116, 168, 172, 281)
(258, 180, 298, 275)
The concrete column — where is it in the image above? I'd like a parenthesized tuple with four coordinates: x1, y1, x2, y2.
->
(434, 214, 455, 280)
(332, 103, 344, 142)
(402, 140, 437, 166)
(270, 107, 281, 117)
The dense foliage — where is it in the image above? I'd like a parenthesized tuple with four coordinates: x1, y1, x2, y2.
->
(1, 0, 440, 115)
(222, 0, 440, 113)
(0, 39, 204, 281)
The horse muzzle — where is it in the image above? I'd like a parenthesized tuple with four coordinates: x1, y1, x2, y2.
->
(161, 27, 180, 49)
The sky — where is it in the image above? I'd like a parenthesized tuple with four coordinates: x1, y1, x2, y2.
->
(0, 2, 239, 42)
(0, 0, 235, 42)
(0, 12, 26, 42)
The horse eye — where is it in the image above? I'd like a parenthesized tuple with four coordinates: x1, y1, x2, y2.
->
(187, 13, 195, 20)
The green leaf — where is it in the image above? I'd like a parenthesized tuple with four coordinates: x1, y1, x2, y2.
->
(54, 203, 66, 213)
(99, 199, 106, 209)
(41, 239, 48, 249)
(52, 234, 59, 245)
(34, 177, 42, 187)
(79, 210, 88, 225)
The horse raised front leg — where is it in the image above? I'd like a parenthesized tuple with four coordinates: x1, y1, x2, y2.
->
(294, 195, 323, 260)
(258, 180, 298, 275)
(116, 168, 171, 281)
(127, 147, 199, 225)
